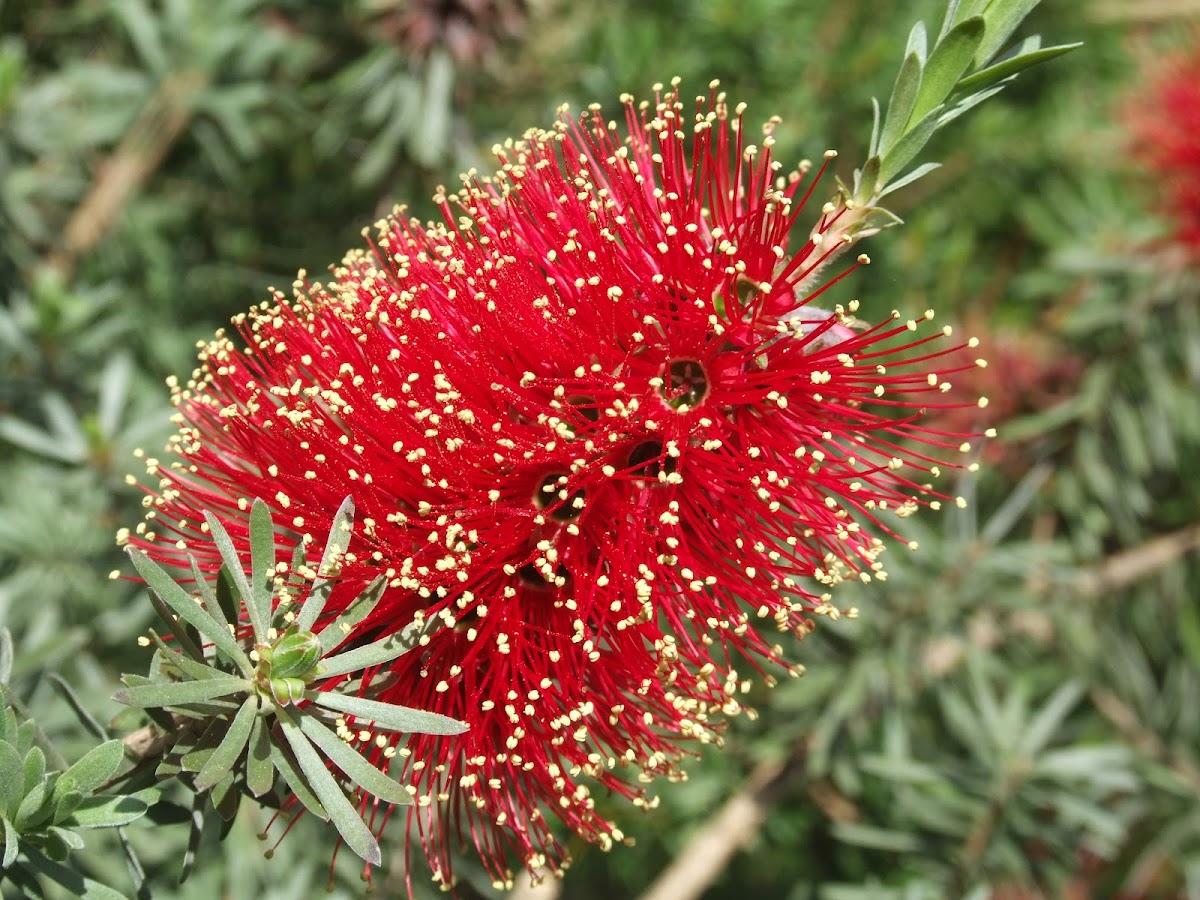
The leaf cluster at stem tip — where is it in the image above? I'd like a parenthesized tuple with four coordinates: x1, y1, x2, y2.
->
(853, 0, 1081, 206)
(117, 497, 468, 869)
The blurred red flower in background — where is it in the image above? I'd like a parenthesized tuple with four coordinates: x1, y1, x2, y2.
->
(1130, 48, 1200, 252)
(124, 82, 984, 889)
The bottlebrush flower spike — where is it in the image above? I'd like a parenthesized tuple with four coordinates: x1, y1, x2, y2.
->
(123, 80, 986, 890)
(1130, 48, 1200, 252)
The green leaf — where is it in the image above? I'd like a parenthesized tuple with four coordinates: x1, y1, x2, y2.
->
(247, 499, 275, 643)
(178, 793, 204, 885)
(45, 825, 85, 852)
(65, 795, 149, 829)
(148, 632, 223, 683)
(126, 549, 251, 673)
(831, 821, 923, 853)
(297, 714, 412, 806)
(16, 780, 52, 830)
(22, 746, 45, 796)
(23, 844, 130, 900)
(908, 16, 985, 127)
(878, 51, 922, 158)
(275, 706, 381, 866)
(296, 496, 356, 633)
(879, 105, 942, 186)
(309, 692, 468, 736)
(51, 788, 83, 827)
(315, 574, 387, 655)
(0, 627, 12, 684)
(3, 815, 18, 867)
(114, 675, 249, 709)
(319, 614, 434, 677)
(268, 738, 329, 822)
(955, 41, 1083, 95)
(905, 19, 927, 64)
(878, 161, 942, 197)
(244, 714, 275, 798)
(194, 696, 258, 792)
(144, 586, 206, 665)
(1, 739, 25, 817)
(202, 511, 258, 639)
(975, 0, 1041, 68)
(1019, 680, 1084, 759)
(61, 741, 124, 797)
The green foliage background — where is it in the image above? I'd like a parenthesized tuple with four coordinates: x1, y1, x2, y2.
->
(2, 0, 1199, 897)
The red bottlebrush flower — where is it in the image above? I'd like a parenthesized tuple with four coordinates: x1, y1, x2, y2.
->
(125, 81, 984, 889)
(1130, 48, 1200, 252)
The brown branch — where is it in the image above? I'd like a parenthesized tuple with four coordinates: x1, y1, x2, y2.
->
(1073, 524, 1200, 596)
(45, 71, 206, 280)
(636, 739, 813, 900)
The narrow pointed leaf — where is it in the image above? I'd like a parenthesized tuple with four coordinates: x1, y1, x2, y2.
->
(147, 632, 223, 682)
(245, 714, 275, 798)
(315, 574, 387, 655)
(189, 554, 226, 631)
(309, 692, 468, 736)
(46, 675, 109, 741)
(145, 589, 205, 664)
(126, 549, 250, 672)
(878, 51, 922, 157)
(320, 615, 435, 677)
(268, 737, 329, 821)
(211, 771, 240, 821)
(247, 499, 275, 643)
(61, 741, 125, 795)
(974, 0, 1041, 68)
(194, 696, 258, 792)
(908, 16, 985, 127)
(66, 795, 150, 829)
(879, 161, 942, 197)
(275, 706, 381, 865)
(178, 793, 204, 885)
(114, 676, 249, 709)
(955, 42, 1082, 95)
(202, 512, 257, 639)
(296, 496, 355, 633)
(879, 105, 942, 186)
(297, 714, 412, 806)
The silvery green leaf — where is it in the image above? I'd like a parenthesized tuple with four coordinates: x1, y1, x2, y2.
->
(65, 795, 149, 829)
(904, 19, 927, 64)
(955, 41, 1082, 96)
(113, 675, 248, 709)
(878, 51, 922, 158)
(275, 706, 381, 865)
(144, 590, 204, 664)
(126, 548, 251, 673)
(878, 161, 942, 198)
(879, 105, 942, 186)
(319, 614, 434, 677)
(244, 714, 274, 798)
(975, 0, 1041, 68)
(22, 745, 45, 796)
(315, 574, 387, 655)
(15, 781, 51, 830)
(202, 511, 258, 640)
(309, 691, 467, 736)
(267, 736, 329, 821)
(3, 816, 19, 868)
(61, 741, 124, 796)
(147, 632, 222, 683)
(194, 695, 258, 792)
(297, 713, 411, 806)
(295, 496, 355, 633)
(908, 16, 984, 127)
(247, 498, 275, 643)
(1, 739, 24, 817)
(0, 627, 12, 684)
(46, 826, 85, 852)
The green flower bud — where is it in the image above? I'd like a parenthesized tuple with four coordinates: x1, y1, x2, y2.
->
(267, 631, 322, 680)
